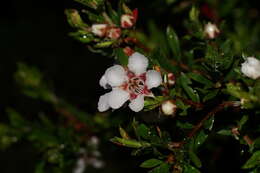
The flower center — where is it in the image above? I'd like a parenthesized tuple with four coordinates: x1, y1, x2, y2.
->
(128, 77, 145, 95)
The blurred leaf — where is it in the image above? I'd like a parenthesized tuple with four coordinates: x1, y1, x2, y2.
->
(144, 96, 166, 111)
(7, 108, 28, 128)
(166, 26, 181, 61)
(189, 149, 202, 168)
(115, 48, 128, 65)
(189, 6, 199, 23)
(35, 161, 45, 173)
(183, 164, 201, 173)
(119, 126, 130, 139)
(74, 0, 104, 9)
(217, 129, 232, 136)
(82, 9, 104, 23)
(203, 89, 219, 102)
(136, 124, 150, 140)
(65, 9, 88, 28)
(187, 73, 214, 87)
(110, 137, 151, 148)
(203, 116, 214, 131)
(140, 159, 163, 168)
(69, 30, 95, 43)
(180, 73, 200, 102)
(242, 151, 260, 169)
(149, 163, 170, 173)
(238, 115, 248, 130)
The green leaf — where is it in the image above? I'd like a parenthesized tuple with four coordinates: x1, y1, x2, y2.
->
(187, 73, 214, 87)
(180, 73, 200, 102)
(95, 40, 115, 48)
(110, 137, 151, 148)
(144, 96, 166, 111)
(194, 131, 208, 149)
(217, 129, 232, 136)
(35, 161, 45, 173)
(140, 159, 163, 168)
(82, 10, 104, 23)
(69, 30, 95, 43)
(189, 6, 199, 23)
(203, 116, 214, 131)
(149, 163, 170, 173)
(176, 121, 194, 129)
(238, 115, 248, 130)
(183, 164, 201, 173)
(242, 151, 260, 169)
(115, 48, 128, 66)
(189, 150, 202, 168)
(136, 124, 150, 140)
(6, 108, 28, 128)
(166, 26, 181, 61)
(65, 9, 88, 28)
(203, 90, 219, 102)
(119, 126, 130, 139)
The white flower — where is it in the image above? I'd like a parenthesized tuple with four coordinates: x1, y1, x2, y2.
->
(204, 22, 220, 39)
(121, 14, 135, 28)
(161, 100, 177, 116)
(91, 24, 108, 37)
(98, 52, 162, 112)
(241, 57, 260, 79)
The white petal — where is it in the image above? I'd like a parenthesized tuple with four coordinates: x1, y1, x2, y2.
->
(99, 74, 108, 89)
(128, 52, 148, 75)
(105, 65, 126, 87)
(97, 93, 110, 112)
(129, 95, 144, 112)
(241, 57, 260, 79)
(145, 70, 162, 89)
(108, 88, 129, 109)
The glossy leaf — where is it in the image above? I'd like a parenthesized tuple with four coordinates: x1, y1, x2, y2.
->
(140, 159, 163, 168)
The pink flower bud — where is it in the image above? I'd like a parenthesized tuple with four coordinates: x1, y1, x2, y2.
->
(123, 47, 134, 56)
(204, 22, 220, 39)
(107, 27, 121, 39)
(167, 73, 175, 86)
(120, 9, 138, 28)
(91, 24, 108, 37)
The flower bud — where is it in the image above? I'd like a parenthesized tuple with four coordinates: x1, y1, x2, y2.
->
(161, 100, 177, 116)
(241, 57, 260, 79)
(107, 27, 121, 39)
(91, 24, 108, 37)
(123, 46, 134, 56)
(204, 22, 220, 39)
(167, 73, 175, 86)
(121, 9, 138, 28)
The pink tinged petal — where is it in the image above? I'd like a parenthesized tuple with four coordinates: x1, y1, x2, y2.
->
(145, 70, 162, 89)
(128, 52, 148, 75)
(108, 88, 129, 109)
(99, 74, 108, 89)
(91, 24, 108, 37)
(98, 93, 110, 112)
(129, 95, 144, 112)
(105, 65, 127, 87)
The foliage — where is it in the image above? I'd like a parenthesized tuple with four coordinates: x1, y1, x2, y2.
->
(1, 0, 260, 173)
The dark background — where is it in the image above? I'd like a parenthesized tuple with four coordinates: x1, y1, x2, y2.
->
(0, 0, 259, 172)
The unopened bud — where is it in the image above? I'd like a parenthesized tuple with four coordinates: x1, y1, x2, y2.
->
(167, 73, 175, 86)
(120, 9, 138, 28)
(107, 27, 121, 39)
(204, 22, 220, 39)
(123, 47, 134, 56)
(91, 24, 108, 37)
(161, 100, 177, 116)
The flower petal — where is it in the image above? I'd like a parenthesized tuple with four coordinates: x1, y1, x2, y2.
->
(108, 88, 129, 109)
(99, 74, 108, 89)
(128, 52, 148, 75)
(129, 95, 144, 112)
(105, 65, 126, 87)
(98, 93, 110, 112)
(145, 70, 162, 89)
(241, 57, 260, 79)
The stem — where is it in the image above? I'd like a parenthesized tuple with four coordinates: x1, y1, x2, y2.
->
(187, 101, 239, 139)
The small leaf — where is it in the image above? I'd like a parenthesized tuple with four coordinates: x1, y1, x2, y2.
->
(187, 73, 214, 87)
(194, 130, 208, 149)
(140, 159, 163, 168)
(189, 150, 202, 168)
(149, 163, 170, 173)
(183, 164, 201, 173)
(242, 151, 260, 169)
(110, 137, 151, 148)
(203, 90, 219, 102)
(238, 115, 248, 130)
(166, 26, 181, 61)
(115, 48, 128, 66)
(203, 116, 214, 131)
(180, 73, 200, 102)
(217, 129, 232, 136)
(189, 6, 199, 23)
(136, 124, 150, 140)
(119, 126, 130, 139)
